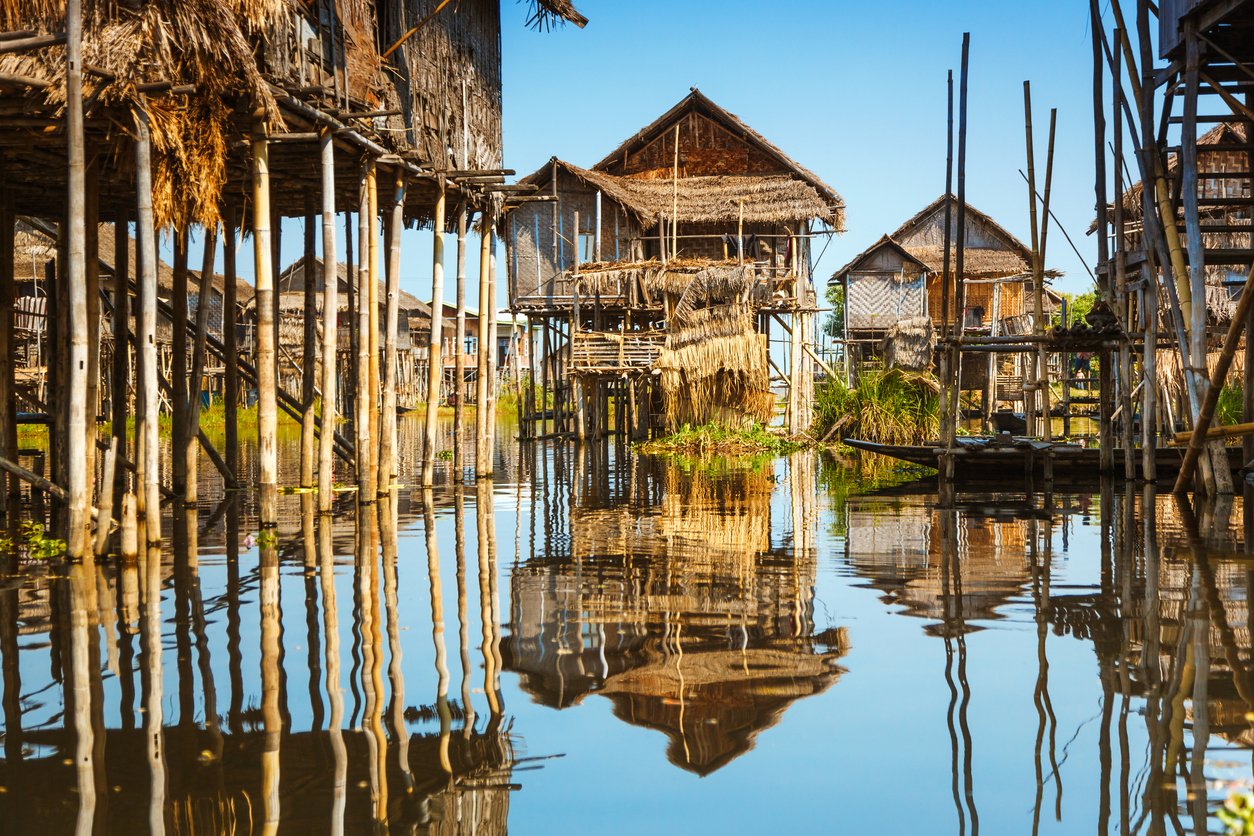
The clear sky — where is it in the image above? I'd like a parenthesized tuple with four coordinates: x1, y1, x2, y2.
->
(258, 0, 1113, 310)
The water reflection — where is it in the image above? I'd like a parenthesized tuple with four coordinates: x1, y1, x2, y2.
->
(6, 423, 1254, 832)
(503, 453, 849, 775)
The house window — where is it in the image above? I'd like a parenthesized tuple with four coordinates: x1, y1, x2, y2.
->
(464, 336, 477, 355)
(579, 231, 597, 264)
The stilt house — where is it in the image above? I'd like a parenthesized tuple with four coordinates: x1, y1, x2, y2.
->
(507, 89, 845, 438)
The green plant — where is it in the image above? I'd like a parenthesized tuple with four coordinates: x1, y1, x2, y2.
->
(13, 520, 66, 559)
(1218, 383, 1244, 427)
(1219, 792, 1254, 835)
(813, 367, 940, 445)
(436, 449, 454, 461)
(638, 422, 807, 458)
(822, 283, 845, 340)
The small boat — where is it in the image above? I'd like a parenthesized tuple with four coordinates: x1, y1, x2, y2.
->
(843, 436, 1247, 482)
(989, 411, 1027, 435)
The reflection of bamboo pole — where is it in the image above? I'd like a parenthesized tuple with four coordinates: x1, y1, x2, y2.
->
(260, 530, 282, 834)
(185, 506, 223, 769)
(423, 490, 452, 773)
(455, 486, 475, 732)
(357, 511, 387, 824)
(67, 562, 97, 834)
(477, 480, 501, 716)
(380, 496, 414, 790)
(319, 513, 347, 836)
(141, 544, 166, 835)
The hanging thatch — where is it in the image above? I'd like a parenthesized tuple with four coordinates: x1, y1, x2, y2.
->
(880, 317, 935, 371)
(0, 0, 286, 229)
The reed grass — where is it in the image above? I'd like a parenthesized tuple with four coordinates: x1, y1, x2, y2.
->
(813, 367, 940, 445)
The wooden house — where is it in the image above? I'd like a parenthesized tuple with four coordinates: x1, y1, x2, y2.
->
(507, 89, 845, 438)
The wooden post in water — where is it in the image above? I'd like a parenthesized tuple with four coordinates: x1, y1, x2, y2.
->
(65, 0, 89, 556)
(85, 163, 100, 528)
(367, 161, 381, 494)
(1022, 83, 1042, 442)
(356, 166, 374, 501)
(111, 208, 129, 507)
(950, 34, 970, 474)
(223, 207, 239, 484)
(135, 103, 161, 543)
(345, 210, 357, 424)
(317, 127, 339, 512)
(252, 121, 279, 524)
(487, 233, 499, 461)
(476, 214, 493, 477)
(422, 178, 446, 488)
(185, 224, 218, 505)
(454, 206, 468, 458)
(1036, 108, 1056, 479)
(381, 169, 404, 492)
(1112, 36, 1136, 480)
(171, 229, 189, 495)
(0, 191, 15, 517)
(939, 69, 956, 484)
(301, 194, 318, 488)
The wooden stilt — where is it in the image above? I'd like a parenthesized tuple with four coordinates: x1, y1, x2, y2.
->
(135, 102, 161, 543)
(317, 126, 338, 513)
(223, 206, 239, 482)
(476, 215, 493, 476)
(454, 206, 468, 460)
(301, 194, 317, 488)
(252, 122, 279, 524)
(381, 169, 404, 492)
(0, 189, 16, 518)
(345, 210, 356, 424)
(171, 229, 189, 495)
(84, 162, 100, 532)
(185, 223, 217, 505)
(64, 0, 89, 556)
(367, 161, 380, 494)
(1023, 83, 1042, 441)
(356, 166, 373, 501)
(1112, 36, 1136, 480)
(940, 68, 957, 484)
(486, 233, 498, 464)
(421, 178, 446, 487)
(111, 208, 129, 508)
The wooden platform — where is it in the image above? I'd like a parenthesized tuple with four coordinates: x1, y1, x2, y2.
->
(843, 437, 1248, 482)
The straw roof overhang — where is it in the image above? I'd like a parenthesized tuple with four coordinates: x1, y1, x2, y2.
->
(530, 0, 588, 28)
(584, 89, 845, 231)
(521, 159, 841, 229)
(831, 234, 931, 283)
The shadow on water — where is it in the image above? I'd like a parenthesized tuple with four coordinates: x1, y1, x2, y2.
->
(3, 418, 1254, 832)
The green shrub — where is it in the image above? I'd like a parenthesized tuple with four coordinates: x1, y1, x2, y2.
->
(813, 367, 940, 445)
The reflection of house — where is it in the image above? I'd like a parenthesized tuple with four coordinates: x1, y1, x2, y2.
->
(842, 495, 1032, 634)
(504, 460, 848, 774)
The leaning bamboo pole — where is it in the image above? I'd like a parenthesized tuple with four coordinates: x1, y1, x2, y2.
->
(476, 215, 492, 477)
(135, 102, 160, 544)
(252, 122, 279, 524)
(381, 169, 404, 492)
(422, 178, 446, 488)
(65, 0, 88, 556)
(317, 127, 338, 512)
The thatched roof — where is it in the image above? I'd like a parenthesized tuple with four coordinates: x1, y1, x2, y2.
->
(526, 159, 841, 229)
(589, 89, 845, 229)
(529, 0, 588, 28)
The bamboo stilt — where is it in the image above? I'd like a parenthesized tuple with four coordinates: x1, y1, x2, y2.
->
(185, 224, 217, 506)
(171, 229, 189, 494)
(252, 123, 278, 524)
(422, 178, 446, 487)
(135, 102, 160, 544)
(317, 127, 338, 513)
(345, 209, 357, 424)
(64, 0, 88, 556)
(476, 216, 493, 476)
(486, 237, 499, 461)
(381, 169, 404, 492)
(84, 162, 99, 531)
(356, 166, 373, 501)
(454, 207, 468, 458)
(367, 161, 380, 494)
(301, 193, 318, 488)
(111, 209, 129, 507)
(0, 190, 15, 517)
(223, 206, 239, 483)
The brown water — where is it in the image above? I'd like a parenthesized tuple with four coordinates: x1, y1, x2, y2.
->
(1, 418, 1253, 834)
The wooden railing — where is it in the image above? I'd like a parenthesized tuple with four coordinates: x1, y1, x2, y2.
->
(570, 331, 665, 374)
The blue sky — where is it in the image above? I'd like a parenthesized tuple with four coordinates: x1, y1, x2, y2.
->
(259, 0, 1113, 309)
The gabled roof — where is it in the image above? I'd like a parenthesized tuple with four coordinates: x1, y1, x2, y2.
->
(586, 89, 845, 229)
(890, 194, 1034, 264)
(831, 234, 931, 282)
(521, 159, 840, 229)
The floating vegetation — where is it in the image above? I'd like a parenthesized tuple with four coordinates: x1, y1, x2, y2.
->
(638, 422, 807, 458)
(0, 520, 67, 560)
(813, 367, 940, 446)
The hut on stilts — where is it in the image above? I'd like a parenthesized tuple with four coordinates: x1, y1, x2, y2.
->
(506, 89, 845, 442)
(0, 0, 590, 554)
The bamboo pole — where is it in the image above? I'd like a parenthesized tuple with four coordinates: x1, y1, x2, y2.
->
(422, 177, 446, 488)
(476, 214, 492, 477)
(185, 223, 217, 505)
(1023, 83, 1042, 442)
(64, 0, 88, 556)
(1037, 108, 1057, 476)
(84, 162, 99, 528)
(367, 161, 380, 494)
(1174, 263, 1254, 492)
(487, 235, 499, 459)
(301, 194, 318, 488)
(135, 102, 160, 544)
(318, 127, 338, 513)
(940, 69, 956, 483)
(1173, 421, 1254, 445)
(0, 189, 15, 518)
(1113, 35, 1136, 481)
(252, 121, 278, 524)
(454, 206, 468, 456)
(111, 208, 129, 507)
(381, 168, 404, 492)
(223, 206, 239, 483)
(171, 230, 189, 494)
(345, 209, 357, 424)
(947, 33, 970, 485)
(356, 165, 373, 500)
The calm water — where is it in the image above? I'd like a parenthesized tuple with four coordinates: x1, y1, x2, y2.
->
(2, 419, 1254, 834)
